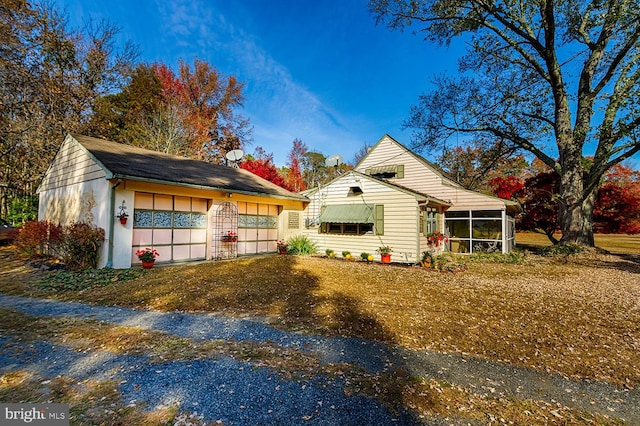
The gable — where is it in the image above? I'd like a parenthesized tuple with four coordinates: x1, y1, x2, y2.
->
(356, 135, 515, 211)
(37, 134, 107, 193)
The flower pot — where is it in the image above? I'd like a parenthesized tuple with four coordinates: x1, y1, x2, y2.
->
(119, 217, 127, 225)
(141, 260, 155, 269)
(380, 253, 391, 263)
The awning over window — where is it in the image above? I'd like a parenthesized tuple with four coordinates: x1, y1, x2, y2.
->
(320, 204, 374, 223)
(367, 165, 397, 175)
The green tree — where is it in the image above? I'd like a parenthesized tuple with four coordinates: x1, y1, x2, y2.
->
(370, 0, 640, 247)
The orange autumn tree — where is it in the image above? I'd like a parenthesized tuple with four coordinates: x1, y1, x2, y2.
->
(152, 60, 251, 162)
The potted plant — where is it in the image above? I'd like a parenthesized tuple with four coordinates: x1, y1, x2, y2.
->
(277, 239, 288, 255)
(222, 230, 238, 242)
(136, 247, 160, 269)
(117, 212, 128, 225)
(421, 251, 435, 269)
(360, 252, 373, 262)
(376, 246, 392, 263)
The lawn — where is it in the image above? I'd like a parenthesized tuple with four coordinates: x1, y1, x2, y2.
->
(1, 234, 639, 424)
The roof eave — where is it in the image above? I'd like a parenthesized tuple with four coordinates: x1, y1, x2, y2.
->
(113, 174, 309, 203)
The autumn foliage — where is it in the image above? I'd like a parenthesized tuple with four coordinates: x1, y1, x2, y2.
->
(592, 164, 640, 234)
(492, 162, 640, 238)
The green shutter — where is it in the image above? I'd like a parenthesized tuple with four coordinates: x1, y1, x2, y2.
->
(422, 211, 428, 237)
(374, 204, 384, 235)
(396, 165, 404, 179)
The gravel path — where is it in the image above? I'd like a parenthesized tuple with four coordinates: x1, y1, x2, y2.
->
(1, 294, 638, 424)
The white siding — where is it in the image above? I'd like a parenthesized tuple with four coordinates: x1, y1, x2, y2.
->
(38, 135, 106, 192)
(357, 135, 508, 210)
(301, 173, 422, 263)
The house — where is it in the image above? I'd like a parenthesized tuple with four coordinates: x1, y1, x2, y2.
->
(297, 135, 518, 263)
(37, 134, 308, 268)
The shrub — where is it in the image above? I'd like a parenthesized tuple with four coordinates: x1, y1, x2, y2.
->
(325, 248, 335, 257)
(341, 250, 351, 258)
(286, 235, 317, 256)
(360, 252, 371, 261)
(538, 243, 585, 257)
(59, 223, 105, 270)
(14, 220, 63, 258)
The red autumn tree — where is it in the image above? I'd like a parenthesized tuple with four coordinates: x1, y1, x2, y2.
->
(489, 175, 524, 200)
(515, 171, 561, 243)
(285, 138, 307, 192)
(593, 164, 640, 234)
(515, 162, 640, 241)
(240, 148, 292, 191)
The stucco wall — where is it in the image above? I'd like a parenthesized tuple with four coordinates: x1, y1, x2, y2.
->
(38, 178, 111, 268)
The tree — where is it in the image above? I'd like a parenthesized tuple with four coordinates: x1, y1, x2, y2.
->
(438, 139, 527, 192)
(515, 171, 561, 243)
(88, 60, 252, 163)
(285, 138, 307, 192)
(353, 141, 373, 165)
(240, 148, 291, 190)
(370, 0, 640, 247)
(153, 60, 252, 163)
(0, 0, 137, 216)
(593, 163, 640, 233)
(513, 162, 640, 240)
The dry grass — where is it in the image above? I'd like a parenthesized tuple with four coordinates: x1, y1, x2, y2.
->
(3, 240, 639, 387)
(1, 236, 639, 423)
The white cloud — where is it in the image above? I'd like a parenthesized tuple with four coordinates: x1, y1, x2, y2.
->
(153, 0, 360, 165)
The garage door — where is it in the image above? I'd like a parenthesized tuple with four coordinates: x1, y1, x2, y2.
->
(132, 193, 209, 264)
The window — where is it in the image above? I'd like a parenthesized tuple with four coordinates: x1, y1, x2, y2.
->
(365, 165, 404, 179)
(445, 209, 505, 254)
(421, 207, 438, 235)
(319, 204, 382, 235)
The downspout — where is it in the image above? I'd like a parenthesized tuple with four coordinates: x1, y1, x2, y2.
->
(107, 179, 123, 268)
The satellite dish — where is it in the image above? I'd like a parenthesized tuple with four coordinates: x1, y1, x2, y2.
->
(225, 149, 244, 167)
(325, 155, 343, 167)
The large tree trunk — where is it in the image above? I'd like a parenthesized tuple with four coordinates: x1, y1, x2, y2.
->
(558, 161, 596, 246)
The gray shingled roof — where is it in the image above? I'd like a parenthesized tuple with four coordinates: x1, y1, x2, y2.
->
(73, 134, 308, 202)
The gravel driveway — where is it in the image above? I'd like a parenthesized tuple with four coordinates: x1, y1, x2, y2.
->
(1, 294, 638, 424)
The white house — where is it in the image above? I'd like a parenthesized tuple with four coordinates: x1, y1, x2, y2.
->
(296, 135, 518, 263)
(37, 134, 308, 268)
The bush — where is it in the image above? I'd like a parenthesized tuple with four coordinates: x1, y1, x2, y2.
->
(14, 220, 63, 258)
(16, 220, 105, 270)
(341, 250, 351, 258)
(59, 223, 105, 270)
(286, 235, 317, 256)
(538, 243, 585, 257)
(325, 248, 335, 257)
(360, 252, 371, 261)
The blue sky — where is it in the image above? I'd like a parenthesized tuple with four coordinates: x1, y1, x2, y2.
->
(56, 0, 461, 166)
